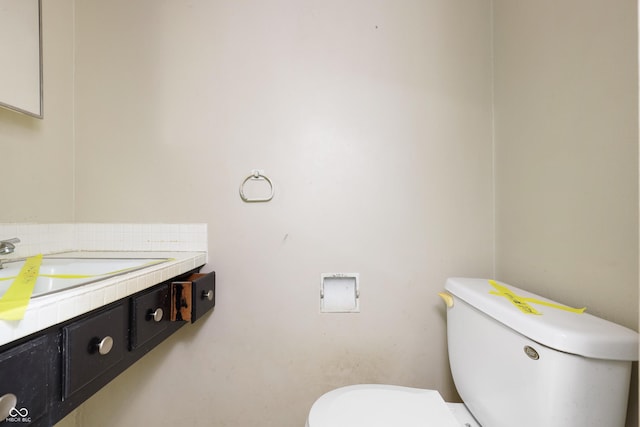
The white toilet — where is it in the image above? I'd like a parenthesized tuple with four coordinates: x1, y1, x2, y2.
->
(306, 277, 639, 427)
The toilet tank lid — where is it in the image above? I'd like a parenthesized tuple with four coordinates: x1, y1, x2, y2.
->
(445, 278, 639, 361)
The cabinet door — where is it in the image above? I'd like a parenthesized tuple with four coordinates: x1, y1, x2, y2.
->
(130, 285, 169, 350)
(0, 335, 51, 426)
(62, 305, 125, 399)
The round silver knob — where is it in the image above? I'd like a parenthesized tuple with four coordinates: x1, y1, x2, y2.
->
(96, 336, 114, 355)
(0, 393, 17, 419)
(148, 308, 164, 322)
(202, 290, 213, 301)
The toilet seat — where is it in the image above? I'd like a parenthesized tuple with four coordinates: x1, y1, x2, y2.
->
(306, 385, 468, 427)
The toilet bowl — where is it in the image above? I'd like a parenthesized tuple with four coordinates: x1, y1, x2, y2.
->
(306, 384, 480, 427)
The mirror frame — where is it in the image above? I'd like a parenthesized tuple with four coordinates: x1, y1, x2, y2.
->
(0, 0, 43, 119)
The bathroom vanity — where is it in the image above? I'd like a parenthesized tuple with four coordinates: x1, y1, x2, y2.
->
(0, 252, 215, 426)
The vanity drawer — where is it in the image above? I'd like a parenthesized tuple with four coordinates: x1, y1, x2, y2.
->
(0, 335, 51, 426)
(171, 271, 215, 323)
(130, 285, 170, 350)
(191, 272, 215, 322)
(63, 305, 125, 399)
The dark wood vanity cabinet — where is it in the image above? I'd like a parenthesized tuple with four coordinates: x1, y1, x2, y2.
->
(0, 268, 215, 427)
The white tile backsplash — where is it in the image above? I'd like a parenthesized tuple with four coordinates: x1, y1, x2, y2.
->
(0, 223, 208, 256)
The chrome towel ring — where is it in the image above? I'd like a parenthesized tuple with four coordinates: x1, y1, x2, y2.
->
(239, 170, 274, 203)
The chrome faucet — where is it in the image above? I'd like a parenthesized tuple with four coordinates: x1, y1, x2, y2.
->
(0, 238, 20, 269)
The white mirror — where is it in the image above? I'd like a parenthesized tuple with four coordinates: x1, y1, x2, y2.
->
(0, 0, 43, 118)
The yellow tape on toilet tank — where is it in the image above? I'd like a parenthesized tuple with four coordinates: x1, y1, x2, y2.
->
(0, 254, 42, 320)
(489, 280, 586, 315)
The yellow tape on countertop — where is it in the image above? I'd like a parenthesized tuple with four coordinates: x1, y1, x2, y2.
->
(0, 257, 174, 320)
(0, 258, 172, 284)
(0, 254, 42, 320)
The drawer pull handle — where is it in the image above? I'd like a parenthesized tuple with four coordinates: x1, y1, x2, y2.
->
(0, 393, 17, 419)
(95, 336, 114, 355)
(202, 290, 214, 301)
(148, 308, 164, 322)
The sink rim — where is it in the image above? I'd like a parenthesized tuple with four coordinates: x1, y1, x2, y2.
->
(0, 256, 171, 298)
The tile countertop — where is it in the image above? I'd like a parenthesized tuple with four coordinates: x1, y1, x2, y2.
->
(0, 250, 207, 348)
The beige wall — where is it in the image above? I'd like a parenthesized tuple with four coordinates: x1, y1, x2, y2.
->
(494, 0, 638, 329)
(68, 1, 494, 426)
(493, 1, 639, 426)
(0, 0, 75, 222)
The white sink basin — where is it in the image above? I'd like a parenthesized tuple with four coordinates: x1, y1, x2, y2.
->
(0, 257, 169, 297)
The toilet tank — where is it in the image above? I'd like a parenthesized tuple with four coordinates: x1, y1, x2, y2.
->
(443, 278, 638, 427)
